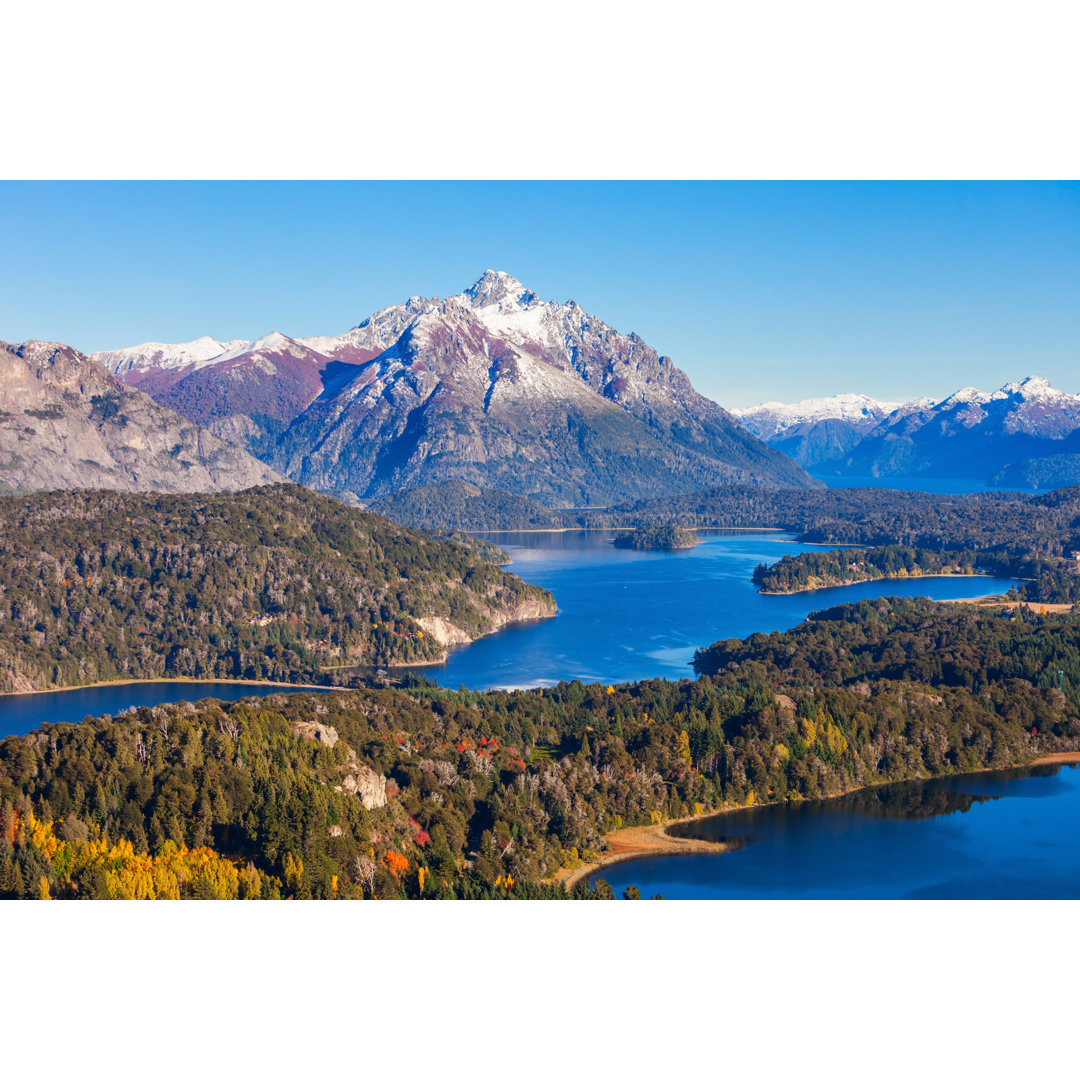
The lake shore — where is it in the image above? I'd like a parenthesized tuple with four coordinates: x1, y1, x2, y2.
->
(941, 596, 1076, 614)
(560, 750, 1080, 891)
(552, 817, 736, 892)
(759, 570, 996, 596)
(0, 676, 337, 700)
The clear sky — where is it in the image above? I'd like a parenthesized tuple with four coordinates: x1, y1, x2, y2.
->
(1, 181, 1077, 408)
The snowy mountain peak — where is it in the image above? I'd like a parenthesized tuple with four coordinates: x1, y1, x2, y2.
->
(731, 393, 902, 440)
(992, 375, 1077, 403)
(940, 386, 990, 408)
(252, 331, 292, 350)
(94, 336, 243, 376)
(463, 270, 537, 311)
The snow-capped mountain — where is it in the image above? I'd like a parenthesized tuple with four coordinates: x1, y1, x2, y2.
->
(828, 375, 1080, 486)
(98, 270, 819, 504)
(733, 393, 902, 441)
(731, 393, 903, 468)
(93, 336, 250, 389)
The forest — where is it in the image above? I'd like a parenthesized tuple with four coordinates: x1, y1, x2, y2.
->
(612, 524, 699, 551)
(370, 481, 564, 531)
(755, 544, 1009, 593)
(0, 485, 554, 693)
(3, 597, 1079, 899)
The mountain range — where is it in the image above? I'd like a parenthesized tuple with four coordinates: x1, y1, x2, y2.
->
(732, 379, 1080, 488)
(0, 340, 280, 494)
(94, 271, 819, 504)
(732, 393, 902, 468)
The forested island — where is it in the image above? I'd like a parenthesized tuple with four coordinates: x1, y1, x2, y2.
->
(3, 596, 1079, 898)
(753, 545, 992, 593)
(0, 485, 555, 694)
(613, 524, 699, 551)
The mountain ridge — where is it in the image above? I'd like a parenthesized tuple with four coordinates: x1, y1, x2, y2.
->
(0, 339, 280, 494)
(733, 376, 1080, 485)
(95, 270, 820, 503)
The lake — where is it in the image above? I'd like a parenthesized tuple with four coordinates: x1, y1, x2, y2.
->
(591, 761, 1080, 899)
(0, 681, 329, 741)
(0, 529, 1018, 735)
(424, 529, 1018, 690)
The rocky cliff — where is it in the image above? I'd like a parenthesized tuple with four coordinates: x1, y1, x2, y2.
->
(0, 340, 281, 494)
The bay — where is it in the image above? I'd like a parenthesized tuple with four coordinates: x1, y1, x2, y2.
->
(591, 762, 1080, 899)
(423, 529, 1019, 690)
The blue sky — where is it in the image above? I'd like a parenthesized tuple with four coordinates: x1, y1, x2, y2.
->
(1, 181, 1077, 408)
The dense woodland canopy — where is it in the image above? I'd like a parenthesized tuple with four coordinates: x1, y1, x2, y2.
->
(612, 524, 699, 551)
(5, 477, 1080, 898)
(370, 482, 565, 531)
(3, 598, 1079, 899)
(0, 485, 553, 693)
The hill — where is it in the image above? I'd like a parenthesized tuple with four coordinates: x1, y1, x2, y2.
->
(0, 485, 555, 693)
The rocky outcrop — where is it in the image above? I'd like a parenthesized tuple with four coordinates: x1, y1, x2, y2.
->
(290, 720, 340, 749)
(342, 765, 388, 810)
(0, 340, 281, 494)
(408, 593, 557, 662)
(293, 718, 387, 809)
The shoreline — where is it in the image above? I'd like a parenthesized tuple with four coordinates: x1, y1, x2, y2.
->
(560, 751, 1080, 890)
(551, 816, 736, 891)
(0, 676, 338, 701)
(758, 570, 999, 596)
(467, 526, 790, 535)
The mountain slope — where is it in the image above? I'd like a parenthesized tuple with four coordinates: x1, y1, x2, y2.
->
(273, 272, 818, 503)
(0, 340, 280, 494)
(830, 376, 1080, 484)
(732, 393, 902, 468)
(101, 271, 820, 503)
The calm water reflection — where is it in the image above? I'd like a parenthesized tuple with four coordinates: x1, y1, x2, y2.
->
(593, 763, 1080, 899)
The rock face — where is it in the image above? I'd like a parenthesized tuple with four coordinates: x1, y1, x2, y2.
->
(413, 592, 557, 657)
(100, 271, 820, 504)
(0, 340, 282, 494)
(342, 764, 388, 810)
(291, 720, 340, 749)
(292, 718, 387, 809)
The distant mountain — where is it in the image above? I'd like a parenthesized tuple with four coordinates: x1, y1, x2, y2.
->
(100, 270, 820, 504)
(826, 376, 1080, 486)
(95, 331, 373, 457)
(732, 393, 901, 468)
(0, 340, 280, 494)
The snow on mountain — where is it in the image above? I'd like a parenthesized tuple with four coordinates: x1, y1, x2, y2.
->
(732, 393, 902, 440)
(93, 336, 249, 377)
(94, 270, 820, 502)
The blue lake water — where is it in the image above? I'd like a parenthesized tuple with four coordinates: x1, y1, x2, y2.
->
(425, 529, 1018, 690)
(0, 529, 1018, 734)
(0, 681, 328, 741)
(592, 762, 1080, 899)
